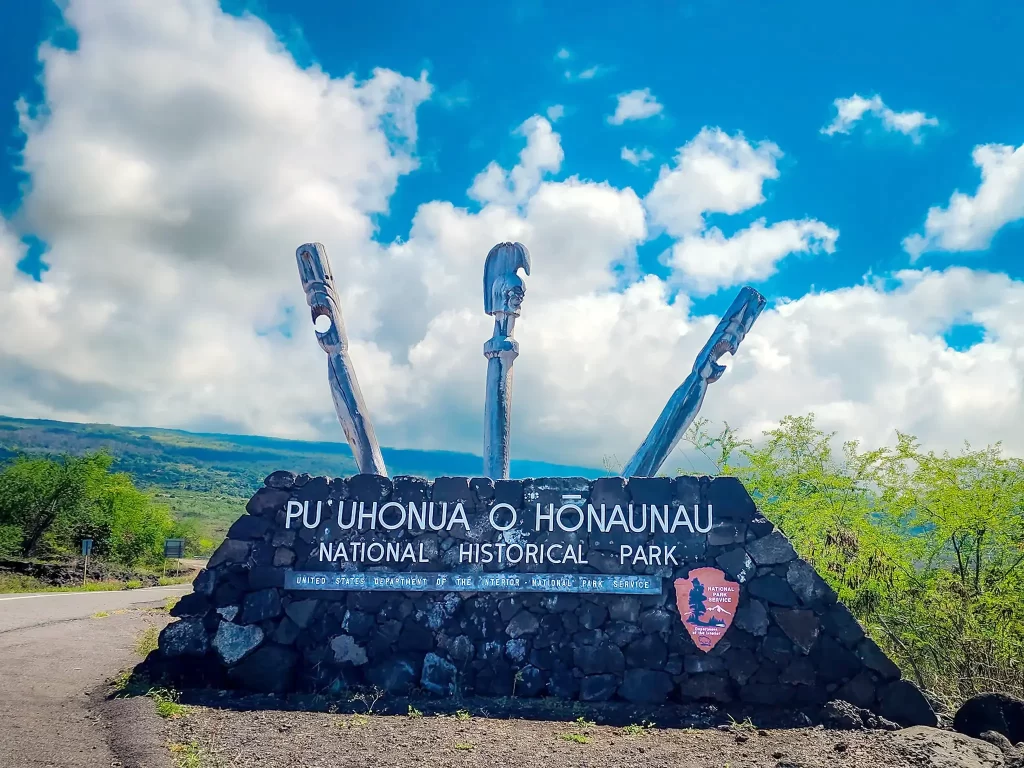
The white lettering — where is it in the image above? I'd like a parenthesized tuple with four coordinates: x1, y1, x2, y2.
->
(628, 503, 647, 533)
(447, 502, 470, 531)
(650, 504, 669, 533)
(607, 505, 629, 532)
(695, 503, 714, 533)
(285, 500, 303, 529)
(489, 503, 518, 531)
(378, 501, 406, 530)
(337, 502, 356, 529)
(671, 504, 695, 533)
(535, 503, 554, 532)
(408, 502, 426, 530)
(556, 504, 584, 532)
(366, 542, 385, 562)
(303, 500, 322, 529)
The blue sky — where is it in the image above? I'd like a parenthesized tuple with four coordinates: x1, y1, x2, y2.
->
(5, 0, 1022, 304)
(0, 0, 1022, 467)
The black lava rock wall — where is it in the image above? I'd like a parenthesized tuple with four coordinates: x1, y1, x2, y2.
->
(150, 472, 936, 727)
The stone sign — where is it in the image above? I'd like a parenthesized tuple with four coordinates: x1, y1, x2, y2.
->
(149, 471, 937, 728)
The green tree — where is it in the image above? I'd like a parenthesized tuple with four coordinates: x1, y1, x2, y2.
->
(683, 414, 1024, 706)
(0, 452, 113, 557)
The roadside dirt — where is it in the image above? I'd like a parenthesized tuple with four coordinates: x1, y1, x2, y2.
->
(159, 694, 1000, 768)
(0, 598, 177, 768)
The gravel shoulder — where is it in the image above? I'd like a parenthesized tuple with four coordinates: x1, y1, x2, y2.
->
(158, 694, 1004, 768)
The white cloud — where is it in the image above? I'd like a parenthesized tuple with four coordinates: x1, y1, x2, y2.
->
(665, 219, 839, 295)
(607, 88, 662, 125)
(1, 0, 1022, 476)
(645, 128, 838, 295)
(545, 104, 565, 123)
(555, 48, 571, 60)
(620, 146, 653, 166)
(903, 142, 1024, 259)
(564, 65, 608, 83)
(468, 116, 563, 207)
(645, 128, 782, 237)
(822, 93, 939, 142)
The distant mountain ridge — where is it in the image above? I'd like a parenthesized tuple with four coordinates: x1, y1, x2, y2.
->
(0, 415, 601, 497)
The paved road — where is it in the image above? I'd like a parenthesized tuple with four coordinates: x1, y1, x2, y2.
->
(0, 585, 190, 767)
(0, 585, 190, 634)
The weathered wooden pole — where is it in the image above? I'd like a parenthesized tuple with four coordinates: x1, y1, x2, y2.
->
(482, 242, 531, 479)
(296, 242, 388, 477)
(623, 286, 766, 478)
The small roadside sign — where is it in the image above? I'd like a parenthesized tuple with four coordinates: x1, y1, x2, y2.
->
(81, 539, 93, 585)
(164, 538, 186, 559)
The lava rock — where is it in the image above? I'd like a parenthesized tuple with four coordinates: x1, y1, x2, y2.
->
(820, 604, 865, 648)
(272, 617, 301, 646)
(639, 609, 673, 635)
(213, 621, 264, 664)
(245, 487, 291, 517)
(160, 619, 208, 657)
(605, 621, 643, 647)
(264, 470, 296, 490)
(627, 476, 673, 504)
(392, 476, 431, 505)
(420, 652, 458, 695)
(837, 671, 877, 710)
(247, 566, 284, 591)
(746, 532, 797, 567)
(682, 673, 733, 703)
(891, 727, 1005, 768)
(573, 643, 625, 675)
(771, 608, 820, 654)
(331, 634, 368, 665)
(878, 679, 938, 728)
(506, 610, 540, 638)
(207, 539, 251, 569)
(515, 665, 545, 697)
(748, 575, 799, 606)
(786, 560, 836, 606)
(606, 596, 641, 623)
(735, 599, 769, 636)
(779, 657, 816, 686)
(492, 479, 524, 507)
(822, 699, 866, 730)
(547, 670, 579, 698)
(579, 674, 618, 702)
(169, 592, 208, 618)
(716, 547, 757, 583)
(284, 599, 319, 629)
(192, 569, 216, 597)
(227, 515, 271, 541)
(228, 644, 296, 693)
(856, 637, 901, 681)
(347, 474, 392, 502)
(707, 476, 758, 522)
(578, 602, 608, 630)
(619, 669, 673, 704)
(954, 693, 1024, 745)
(241, 588, 282, 624)
(625, 635, 667, 669)
(366, 655, 421, 693)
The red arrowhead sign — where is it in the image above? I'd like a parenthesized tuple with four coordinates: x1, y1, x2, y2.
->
(674, 567, 739, 653)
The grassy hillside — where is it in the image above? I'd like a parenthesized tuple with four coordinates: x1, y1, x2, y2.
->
(0, 415, 599, 542)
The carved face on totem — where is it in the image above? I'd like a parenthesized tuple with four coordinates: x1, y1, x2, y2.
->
(489, 273, 526, 317)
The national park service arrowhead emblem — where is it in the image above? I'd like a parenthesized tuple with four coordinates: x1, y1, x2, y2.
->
(674, 567, 739, 653)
